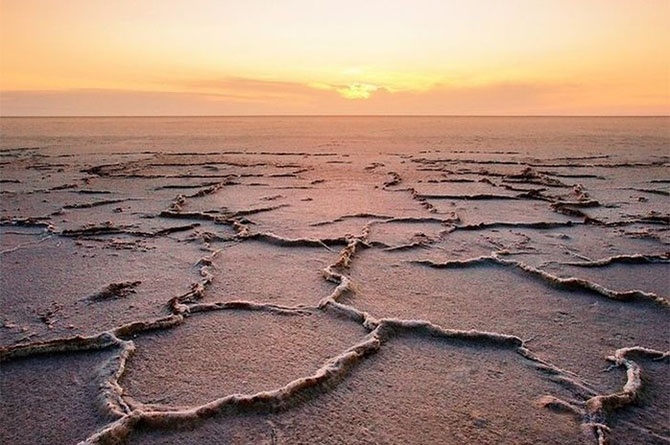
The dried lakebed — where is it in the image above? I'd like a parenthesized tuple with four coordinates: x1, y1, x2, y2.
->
(1, 147, 668, 445)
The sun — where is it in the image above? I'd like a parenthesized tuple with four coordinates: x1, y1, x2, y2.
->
(336, 83, 379, 100)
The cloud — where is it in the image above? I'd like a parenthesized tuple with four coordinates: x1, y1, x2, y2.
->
(170, 77, 392, 101)
(0, 89, 265, 116)
(1, 79, 667, 116)
(174, 77, 316, 99)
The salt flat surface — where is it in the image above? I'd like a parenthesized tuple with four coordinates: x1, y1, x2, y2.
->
(1, 117, 668, 445)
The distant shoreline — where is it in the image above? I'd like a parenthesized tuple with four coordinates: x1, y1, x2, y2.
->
(1, 115, 668, 119)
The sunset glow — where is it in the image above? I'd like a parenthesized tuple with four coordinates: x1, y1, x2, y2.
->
(1, 0, 668, 115)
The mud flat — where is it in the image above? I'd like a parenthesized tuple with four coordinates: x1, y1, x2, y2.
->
(1, 118, 669, 444)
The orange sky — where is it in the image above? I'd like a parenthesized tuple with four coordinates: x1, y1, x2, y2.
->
(1, 0, 668, 115)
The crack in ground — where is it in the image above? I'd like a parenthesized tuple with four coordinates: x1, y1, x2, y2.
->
(411, 254, 669, 308)
(1, 148, 668, 445)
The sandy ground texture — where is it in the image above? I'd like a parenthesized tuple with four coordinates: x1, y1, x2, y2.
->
(1, 144, 669, 445)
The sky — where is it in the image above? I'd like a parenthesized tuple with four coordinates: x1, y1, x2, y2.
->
(1, 0, 668, 116)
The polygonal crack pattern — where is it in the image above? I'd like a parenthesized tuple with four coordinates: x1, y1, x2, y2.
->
(1, 146, 668, 445)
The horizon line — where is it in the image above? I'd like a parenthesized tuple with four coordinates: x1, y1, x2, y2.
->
(2, 114, 669, 119)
